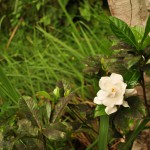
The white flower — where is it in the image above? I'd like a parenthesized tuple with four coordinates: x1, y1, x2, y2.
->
(94, 73, 137, 115)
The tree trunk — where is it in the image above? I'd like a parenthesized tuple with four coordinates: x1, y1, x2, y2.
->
(107, 0, 149, 26)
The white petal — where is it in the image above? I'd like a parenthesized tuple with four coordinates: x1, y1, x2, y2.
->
(94, 97, 102, 104)
(121, 82, 127, 95)
(110, 73, 123, 82)
(97, 90, 108, 100)
(125, 89, 137, 97)
(105, 106, 117, 115)
(122, 101, 129, 107)
(99, 77, 110, 90)
(113, 95, 124, 105)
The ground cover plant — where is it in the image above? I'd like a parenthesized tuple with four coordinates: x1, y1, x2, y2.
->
(0, 0, 150, 149)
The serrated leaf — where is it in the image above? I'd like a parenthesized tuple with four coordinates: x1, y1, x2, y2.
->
(19, 96, 41, 128)
(51, 94, 73, 123)
(109, 17, 137, 49)
(94, 105, 106, 117)
(141, 15, 150, 46)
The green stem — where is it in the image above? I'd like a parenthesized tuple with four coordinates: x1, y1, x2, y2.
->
(86, 138, 98, 150)
(98, 115, 109, 150)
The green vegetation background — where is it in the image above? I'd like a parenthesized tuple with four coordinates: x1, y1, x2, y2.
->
(0, 0, 112, 96)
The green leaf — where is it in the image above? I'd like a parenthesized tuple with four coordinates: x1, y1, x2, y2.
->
(38, 101, 51, 126)
(61, 0, 69, 7)
(142, 36, 150, 49)
(42, 122, 69, 141)
(0, 68, 20, 104)
(79, 1, 91, 21)
(36, 91, 51, 100)
(114, 96, 146, 134)
(131, 26, 144, 43)
(17, 119, 38, 136)
(109, 17, 137, 49)
(141, 15, 150, 46)
(19, 96, 41, 128)
(46, 104, 51, 122)
(99, 115, 109, 150)
(123, 70, 140, 88)
(15, 138, 44, 150)
(51, 93, 73, 123)
(94, 105, 106, 117)
(124, 55, 141, 69)
(118, 118, 150, 150)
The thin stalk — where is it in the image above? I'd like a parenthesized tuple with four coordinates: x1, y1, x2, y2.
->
(140, 71, 150, 116)
(86, 138, 98, 150)
(98, 115, 109, 150)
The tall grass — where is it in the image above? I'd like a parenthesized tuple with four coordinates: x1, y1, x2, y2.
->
(0, 2, 111, 98)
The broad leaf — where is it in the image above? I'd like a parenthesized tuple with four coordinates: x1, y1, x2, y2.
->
(42, 123, 69, 141)
(94, 105, 106, 117)
(14, 138, 44, 150)
(38, 101, 51, 126)
(142, 36, 150, 50)
(109, 17, 137, 49)
(131, 26, 144, 43)
(36, 91, 51, 100)
(123, 70, 140, 88)
(114, 96, 146, 134)
(124, 55, 141, 69)
(141, 15, 150, 45)
(19, 96, 41, 128)
(51, 94, 73, 123)
(17, 119, 38, 136)
(118, 118, 150, 150)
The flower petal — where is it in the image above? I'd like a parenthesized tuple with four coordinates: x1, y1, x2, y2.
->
(99, 77, 110, 90)
(94, 97, 102, 105)
(121, 83, 127, 95)
(125, 89, 137, 97)
(113, 95, 124, 105)
(97, 90, 108, 100)
(122, 101, 129, 107)
(110, 73, 123, 82)
(105, 106, 117, 115)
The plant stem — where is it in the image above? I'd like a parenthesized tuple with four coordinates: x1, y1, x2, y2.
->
(140, 71, 150, 116)
(98, 115, 109, 150)
(86, 138, 98, 150)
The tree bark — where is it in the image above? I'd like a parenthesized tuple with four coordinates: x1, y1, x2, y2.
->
(107, 0, 149, 26)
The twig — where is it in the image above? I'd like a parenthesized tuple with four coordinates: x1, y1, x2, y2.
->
(6, 17, 23, 49)
(140, 71, 150, 116)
